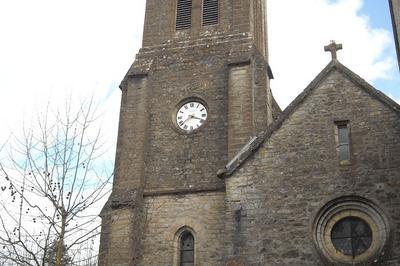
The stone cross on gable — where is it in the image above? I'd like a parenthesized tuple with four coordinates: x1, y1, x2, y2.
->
(324, 41, 343, 60)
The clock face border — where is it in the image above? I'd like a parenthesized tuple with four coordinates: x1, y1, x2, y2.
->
(172, 97, 209, 135)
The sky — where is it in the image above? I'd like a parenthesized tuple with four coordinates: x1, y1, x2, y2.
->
(0, 0, 399, 159)
(268, 0, 399, 107)
(0, 0, 398, 259)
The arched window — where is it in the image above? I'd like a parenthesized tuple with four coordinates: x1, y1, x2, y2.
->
(180, 231, 194, 266)
(176, 0, 192, 30)
(202, 0, 219, 26)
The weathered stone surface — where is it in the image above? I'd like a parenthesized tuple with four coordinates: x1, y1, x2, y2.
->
(225, 258, 245, 266)
(141, 192, 226, 265)
(225, 68, 400, 265)
(99, 1, 400, 265)
(100, 0, 274, 265)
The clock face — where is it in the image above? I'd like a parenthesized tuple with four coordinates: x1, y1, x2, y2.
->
(176, 101, 208, 132)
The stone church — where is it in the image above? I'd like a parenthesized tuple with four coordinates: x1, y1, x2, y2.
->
(99, 0, 400, 265)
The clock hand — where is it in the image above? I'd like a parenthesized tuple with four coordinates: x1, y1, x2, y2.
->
(182, 115, 194, 124)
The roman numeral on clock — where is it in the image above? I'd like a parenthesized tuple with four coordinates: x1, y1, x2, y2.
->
(176, 100, 208, 132)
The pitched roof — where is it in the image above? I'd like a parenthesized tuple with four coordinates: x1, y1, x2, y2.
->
(217, 59, 400, 178)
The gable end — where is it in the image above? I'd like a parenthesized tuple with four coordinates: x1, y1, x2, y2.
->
(218, 60, 400, 178)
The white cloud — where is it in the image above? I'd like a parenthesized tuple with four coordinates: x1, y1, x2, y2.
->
(268, 0, 394, 108)
(0, 0, 146, 154)
(0, 0, 396, 146)
(0, 0, 397, 260)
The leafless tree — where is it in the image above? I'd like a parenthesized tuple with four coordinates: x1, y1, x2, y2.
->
(0, 99, 113, 265)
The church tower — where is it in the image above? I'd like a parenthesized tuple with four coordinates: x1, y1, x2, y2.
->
(99, 0, 279, 265)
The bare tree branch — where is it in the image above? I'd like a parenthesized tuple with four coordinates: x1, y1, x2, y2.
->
(0, 98, 112, 265)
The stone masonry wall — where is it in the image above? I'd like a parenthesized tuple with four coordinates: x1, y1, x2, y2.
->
(100, 0, 276, 263)
(228, 63, 254, 159)
(226, 69, 400, 265)
(142, 0, 254, 48)
(100, 34, 276, 265)
(141, 0, 269, 58)
(140, 191, 226, 265)
(128, 36, 273, 193)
